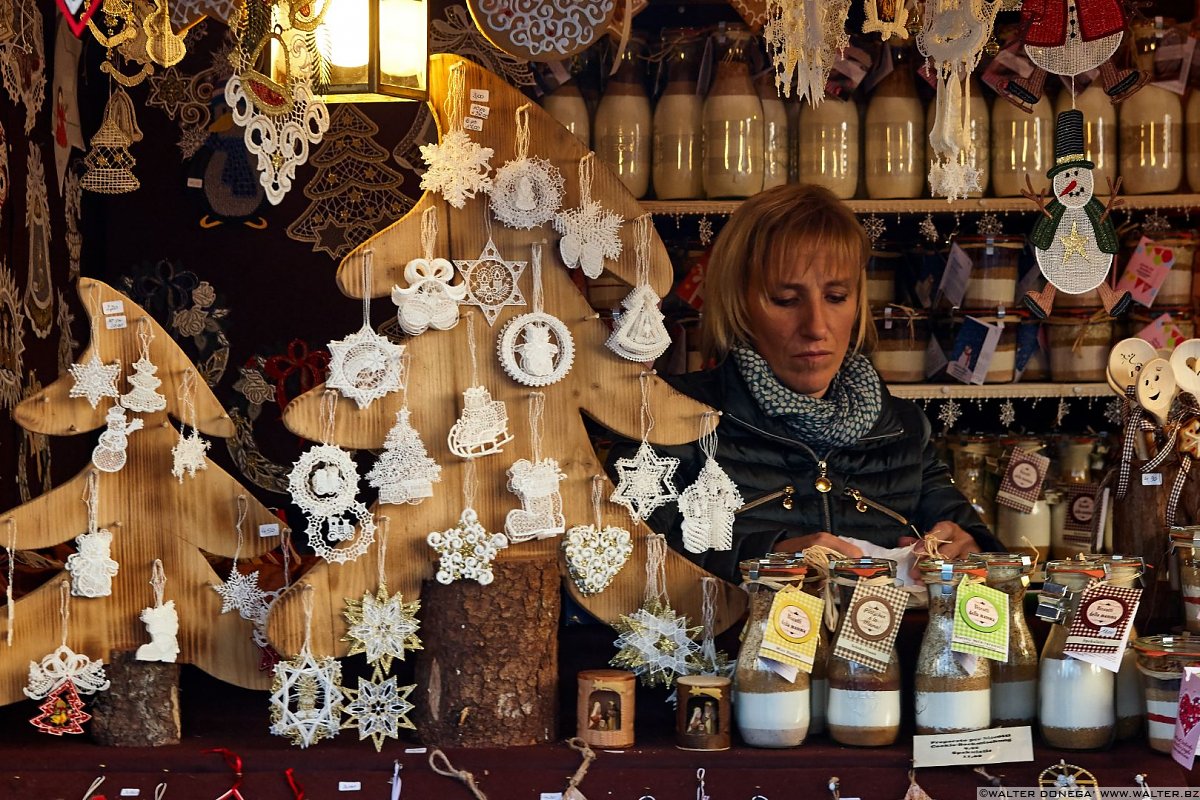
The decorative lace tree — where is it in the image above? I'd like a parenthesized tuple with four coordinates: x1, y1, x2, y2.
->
(367, 407, 441, 505)
(286, 104, 414, 260)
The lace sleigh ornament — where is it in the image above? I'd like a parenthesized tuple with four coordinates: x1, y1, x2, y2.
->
(553, 153, 623, 279)
(489, 103, 564, 230)
(391, 206, 466, 336)
(497, 242, 575, 387)
(419, 62, 493, 209)
(448, 312, 514, 458)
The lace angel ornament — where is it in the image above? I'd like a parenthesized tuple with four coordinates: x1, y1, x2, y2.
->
(420, 62, 493, 208)
(65, 472, 120, 597)
(391, 207, 466, 336)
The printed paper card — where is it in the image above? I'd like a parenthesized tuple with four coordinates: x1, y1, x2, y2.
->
(1138, 312, 1189, 350)
(832, 581, 908, 673)
(937, 242, 972, 309)
(757, 585, 824, 677)
(951, 581, 1010, 661)
(1060, 483, 1100, 546)
(1173, 666, 1200, 769)
(1063, 584, 1142, 673)
(1117, 236, 1176, 308)
(946, 316, 1001, 386)
(996, 448, 1051, 513)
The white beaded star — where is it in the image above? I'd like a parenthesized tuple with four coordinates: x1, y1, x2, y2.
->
(68, 353, 121, 408)
(610, 602, 702, 689)
(325, 323, 405, 410)
(368, 407, 442, 505)
(564, 523, 633, 595)
(171, 429, 211, 481)
(24, 645, 111, 700)
(427, 508, 509, 585)
(679, 456, 743, 555)
(554, 153, 623, 279)
(341, 673, 416, 752)
(455, 237, 526, 326)
(270, 649, 344, 748)
(611, 441, 680, 523)
(343, 584, 422, 674)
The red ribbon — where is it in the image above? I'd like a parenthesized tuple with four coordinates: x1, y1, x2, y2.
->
(204, 748, 245, 800)
(285, 768, 306, 800)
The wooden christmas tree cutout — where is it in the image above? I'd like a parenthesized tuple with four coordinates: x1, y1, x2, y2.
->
(0, 278, 280, 705)
(267, 55, 746, 660)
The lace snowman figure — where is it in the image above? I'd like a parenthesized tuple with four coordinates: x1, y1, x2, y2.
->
(65, 528, 120, 597)
(91, 403, 144, 473)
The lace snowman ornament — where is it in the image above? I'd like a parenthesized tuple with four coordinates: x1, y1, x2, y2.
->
(504, 391, 567, 543)
(326, 250, 405, 410)
(679, 413, 743, 554)
(119, 318, 167, 413)
(554, 153, 623, 279)
(564, 475, 634, 595)
(136, 560, 180, 663)
(610, 372, 680, 523)
(65, 472, 120, 597)
(448, 312, 514, 457)
(90, 403, 144, 473)
(427, 458, 509, 585)
(367, 358, 442, 505)
(420, 62, 493, 209)
(489, 103, 564, 229)
(171, 369, 210, 482)
(606, 215, 672, 363)
(497, 242, 575, 386)
(391, 206, 466, 335)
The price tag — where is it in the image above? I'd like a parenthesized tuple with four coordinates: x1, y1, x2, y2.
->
(469, 103, 490, 119)
(541, 794, 564, 800)
(102, 300, 125, 315)
(404, 746, 428, 754)
(470, 88, 490, 103)
(463, 116, 484, 132)
(832, 581, 908, 672)
(1144, 472, 1164, 486)
(756, 585, 824, 677)
(186, 177, 203, 189)
(105, 315, 128, 330)
(120, 790, 141, 798)
(258, 522, 281, 538)
(339, 781, 362, 792)
(951, 582, 1009, 661)
(1063, 583, 1142, 672)
(937, 242, 972, 309)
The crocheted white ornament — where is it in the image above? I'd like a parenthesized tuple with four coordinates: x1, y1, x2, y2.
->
(24, 645, 111, 700)
(610, 602, 702, 688)
(505, 458, 567, 543)
(288, 443, 360, 519)
(137, 563, 179, 663)
(427, 507, 509, 585)
(341, 673, 416, 752)
(90, 403, 144, 473)
(65, 528, 119, 597)
(497, 242, 574, 386)
(306, 501, 377, 565)
(564, 524, 633, 595)
(764, 0, 852, 104)
(455, 236, 527, 326)
(325, 324, 405, 410)
(611, 440, 680, 523)
(68, 352, 121, 408)
(367, 407, 442, 505)
(120, 323, 166, 413)
(343, 584, 422, 674)
(270, 648, 344, 748)
(391, 260, 466, 335)
(171, 429, 211, 481)
(213, 566, 269, 618)
(447, 385, 513, 458)
(489, 104, 564, 229)
(554, 153, 623, 279)
(606, 214, 671, 363)
(679, 457, 743, 554)
(419, 64, 493, 209)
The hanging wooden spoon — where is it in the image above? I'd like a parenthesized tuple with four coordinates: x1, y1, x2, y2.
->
(1169, 338, 1200, 400)
(1107, 337, 1158, 397)
(1137, 357, 1177, 428)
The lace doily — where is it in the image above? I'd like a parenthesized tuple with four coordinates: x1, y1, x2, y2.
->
(504, 392, 567, 543)
(467, 0, 614, 61)
(455, 235, 527, 326)
(448, 316, 514, 457)
(120, 322, 167, 413)
(564, 476, 633, 595)
(171, 369, 210, 481)
(289, 442, 360, 520)
(25, 582, 111, 700)
(326, 252, 405, 409)
(91, 403, 144, 474)
(392, 207, 466, 336)
(606, 216, 671, 363)
(341, 672, 416, 752)
(764, 0, 851, 104)
(69, 353, 121, 408)
(24, 145, 52, 338)
(489, 104, 564, 229)
(368, 405, 442, 505)
(343, 584, 422, 676)
(66, 474, 120, 596)
(0, 0, 45, 134)
(428, 506, 509, 585)
(30, 681, 90, 735)
(79, 86, 141, 194)
(679, 415, 742, 554)
(610, 374, 680, 523)
(419, 63, 493, 209)
(306, 500, 376, 565)
(554, 153, 623, 279)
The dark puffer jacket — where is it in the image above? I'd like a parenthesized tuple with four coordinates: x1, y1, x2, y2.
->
(622, 359, 1000, 583)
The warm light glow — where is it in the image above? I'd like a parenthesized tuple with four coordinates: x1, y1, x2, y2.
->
(321, 0, 369, 70)
(380, 0, 427, 81)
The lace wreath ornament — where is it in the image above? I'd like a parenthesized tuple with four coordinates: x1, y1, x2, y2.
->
(325, 250, 405, 410)
(497, 242, 575, 386)
(391, 206, 466, 336)
(488, 103, 564, 229)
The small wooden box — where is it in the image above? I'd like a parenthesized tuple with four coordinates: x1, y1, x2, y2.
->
(577, 669, 635, 748)
(675, 675, 731, 751)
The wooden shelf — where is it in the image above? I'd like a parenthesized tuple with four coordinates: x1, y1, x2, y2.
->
(887, 382, 1113, 400)
(641, 194, 1200, 216)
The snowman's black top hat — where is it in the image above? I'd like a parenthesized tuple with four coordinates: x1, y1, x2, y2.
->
(1048, 108, 1094, 178)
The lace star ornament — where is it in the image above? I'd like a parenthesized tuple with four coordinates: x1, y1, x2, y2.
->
(454, 237, 526, 326)
(212, 567, 269, 618)
(427, 507, 509, 585)
(610, 441, 680, 523)
(679, 456, 743, 554)
(68, 352, 121, 408)
(171, 428, 211, 481)
(392, 257, 467, 336)
(24, 644, 111, 700)
(270, 649, 344, 748)
(447, 385, 514, 457)
(368, 407, 442, 505)
(65, 528, 120, 597)
(554, 154, 623, 279)
(341, 673, 416, 752)
(505, 457, 567, 543)
(563, 523, 633, 595)
(30, 681, 90, 735)
(610, 601, 703, 688)
(343, 584, 422, 674)
(419, 129, 494, 209)
(325, 324, 405, 409)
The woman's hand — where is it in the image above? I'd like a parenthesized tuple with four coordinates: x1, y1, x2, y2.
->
(774, 532, 864, 559)
(897, 521, 982, 561)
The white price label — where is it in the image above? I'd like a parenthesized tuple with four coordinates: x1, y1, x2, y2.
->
(186, 177, 203, 189)
(258, 523, 281, 538)
(105, 315, 128, 330)
(120, 790, 141, 798)
(540, 794, 563, 800)
(339, 781, 362, 792)
(404, 746, 428, 754)
(102, 300, 125, 315)
(1143, 472, 1163, 486)
(469, 88, 489, 102)
(469, 103, 490, 119)
(463, 116, 484, 132)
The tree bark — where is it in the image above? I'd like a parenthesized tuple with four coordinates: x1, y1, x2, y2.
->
(414, 553, 560, 747)
(90, 649, 181, 746)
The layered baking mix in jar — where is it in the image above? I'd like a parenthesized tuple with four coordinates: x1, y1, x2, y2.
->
(1093, 554, 1147, 740)
(980, 553, 1039, 727)
(1121, 308, 1195, 343)
(935, 314, 1017, 383)
(1132, 634, 1200, 753)
(948, 436, 998, 531)
(651, 29, 704, 201)
(1171, 526, 1200, 634)
(914, 557, 992, 735)
(867, 247, 902, 309)
(995, 442, 1051, 560)
(702, 25, 763, 199)
(953, 236, 1024, 310)
(1049, 436, 1100, 560)
(864, 39, 924, 200)
(803, 563, 833, 736)
(1045, 311, 1113, 383)
(870, 305, 929, 383)
(796, 96, 860, 199)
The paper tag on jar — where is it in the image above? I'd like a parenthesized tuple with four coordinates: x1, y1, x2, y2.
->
(1063, 584, 1142, 672)
(951, 582, 1010, 661)
(995, 448, 1050, 513)
(757, 585, 823, 677)
(1172, 666, 1200, 769)
(1061, 484, 1100, 535)
(832, 581, 908, 673)
(1117, 236, 1175, 308)
(946, 316, 1001, 386)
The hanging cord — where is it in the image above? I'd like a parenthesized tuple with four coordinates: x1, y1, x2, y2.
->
(578, 154, 594, 208)
(80, 776, 106, 800)
(638, 371, 655, 442)
(178, 369, 199, 432)
(528, 391, 545, 464)
(5, 519, 14, 646)
(530, 242, 544, 314)
(59, 578, 71, 648)
(514, 103, 531, 161)
(644, 532, 669, 608)
(154, 783, 167, 800)
(421, 206, 438, 261)
(87, 281, 101, 340)
(803, 545, 846, 632)
(590, 475, 605, 531)
(695, 768, 710, 800)
(633, 213, 651, 287)
(390, 761, 403, 800)
(377, 517, 390, 588)
(428, 750, 488, 800)
(466, 310, 480, 386)
(698, 411, 719, 461)
(300, 583, 315, 657)
(285, 768, 306, 800)
(281, 525, 293, 587)
(565, 738, 596, 796)
(136, 315, 154, 361)
(463, 456, 478, 510)
(361, 249, 375, 329)
(399, 351, 412, 408)
(84, 469, 100, 535)
(320, 389, 338, 444)
(150, 558, 166, 608)
(447, 62, 466, 133)
(232, 494, 248, 564)
(204, 748, 246, 800)
(699, 576, 720, 671)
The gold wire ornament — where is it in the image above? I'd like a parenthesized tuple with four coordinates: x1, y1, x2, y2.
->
(286, 0, 331, 33)
(80, 86, 142, 194)
(1037, 760, 1099, 800)
(238, 30, 295, 117)
(144, 0, 187, 68)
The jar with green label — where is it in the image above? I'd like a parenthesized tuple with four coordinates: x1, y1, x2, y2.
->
(980, 552, 1038, 727)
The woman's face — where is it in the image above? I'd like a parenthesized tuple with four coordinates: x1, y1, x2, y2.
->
(747, 248, 859, 399)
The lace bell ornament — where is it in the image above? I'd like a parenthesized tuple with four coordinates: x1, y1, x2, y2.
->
(610, 372, 680, 523)
(391, 206, 467, 336)
(448, 312, 515, 458)
(504, 391, 567, 543)
(489, 103, 564, 229)
(497, 241, 575, 386)
(564, 475, 634, 595)
(419, 61, 494, 209)
(554, 153, 624, 279)
(64, 472, 119, 597)
(26, 580, 109, 736)
(326, 249, 405, 410)
(606, 214, 671, 363)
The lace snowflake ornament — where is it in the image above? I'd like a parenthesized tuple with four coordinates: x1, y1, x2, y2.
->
(420, 129, 494, 210)
(24, 645, 111, 700)
(172, 429, 210, 481)
(288, 443, 360, 519)
(68, 352, 121, 408)
(554, 153, 623, 279)
(428, 507, 509, 585)
(607, 285, 672, 363)
(938, 398, 962, 431)
(212, 567, 269, 619)
(447, 386, 514, 457)
(270, 649, 344, 748)
(306, 501, 377, 565)
(65, 528, 120, 597)
(610, 601, 703, 688)
(611, 441, 680, 523)
(368, 407, 442, 505)
(928, 156, 982, 203)
(343, 584, 422, 674)
(392, 258, 466, 335)
(679, 457, 743, 554)
(563, 524, 633, 595)
(326, 324, 405, 409)
(91, 403, 144, 473)
(505, 458, 567, 543)
(455, 237, 526, 326)
(999, 399, 1016, 428)
(341, 673, 416, 752)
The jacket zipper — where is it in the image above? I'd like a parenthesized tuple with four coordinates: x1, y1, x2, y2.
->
(736, 485, 795, 515)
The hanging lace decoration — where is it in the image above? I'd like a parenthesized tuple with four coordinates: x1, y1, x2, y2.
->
(505, 391, 567, 543)
(69, 286, 121, 408)
(489, 103, 564, 229)
(343, 525, 422, 676)
(326, 250, 405, 409)
(367, 357, 442, 505)
(172, 368, 211, 482)
(270, 586, 344, 748)
(564, 475, 633, 595)
(679, 413, 742, 554)
(120, 318, 167, 413)
(91, 403, 144, 473)
(25, 580, 111, 700)
(420, 62, 494, 209)
(917, 0, 999, 201)
(696, 575, 733, 676)
(863, 0, 910, 40)
(553, 153, 623, 279)
(610, 533, 702, 688)
(79, 86, 142, 194)
(5, 520, 15, 646)
(763, 0, 851, 105)
(65, 472, 120, 597)
(610, 373, 680, 523)
(455, 231, 527, 326)
(498, 242, 575, 386)
(307, 501, 377, 565)
(0, 0, 45, 134)
(30, 680, 90, 735)
(448, 313, 514, 457)
(24, 145, 52, 338)
(342, 671, 416, 752)
(606, 215, 671, 363)
(428, 459, 509, 585)
(392, 206, 466, 335)
(225, 31, 330, 205)
(136, 559, 179, 663)
(211, 495, 270, 620)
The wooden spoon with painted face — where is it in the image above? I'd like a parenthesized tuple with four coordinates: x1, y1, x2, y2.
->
(1169, 339, 1200, 400)
(1137, 357, 1177, 427)
(1108, 337, 1158, 397)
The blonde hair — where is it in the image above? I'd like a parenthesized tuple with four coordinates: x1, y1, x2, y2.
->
(701, 184, 875, 362)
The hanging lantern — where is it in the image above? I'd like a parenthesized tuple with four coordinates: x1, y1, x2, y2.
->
(80, 88, 143, 194)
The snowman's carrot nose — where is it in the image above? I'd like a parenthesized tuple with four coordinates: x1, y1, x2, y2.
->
(1059, 179, 1078, 196)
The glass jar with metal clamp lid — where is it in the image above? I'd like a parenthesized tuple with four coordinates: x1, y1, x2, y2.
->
(801, 550, 839, 736)
(1036, 557, 1114, 750)
(733, 555, 811, 748)
(914, 557, 992, 735)
(1170, 526, 1200, 634)
(1132, 634, 1200, 754)
(826, 558, 902, 747)
(979, 552, 1039, 727)
(1091, 554, 1146, 740)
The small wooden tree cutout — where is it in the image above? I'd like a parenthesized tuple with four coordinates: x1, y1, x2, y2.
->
(0, 278, 280, 705)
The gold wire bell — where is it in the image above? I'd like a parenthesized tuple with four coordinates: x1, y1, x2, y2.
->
(80, 87, 141, 194)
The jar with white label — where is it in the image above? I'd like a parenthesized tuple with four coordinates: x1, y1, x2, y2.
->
(1055, 85, 1118, 192)
(797, 97, 860, 198)
(914, 557, 992, 735)
(991, 94, 1053, 197)
(1038, 558, 1114, 750)
(652, 29, 704, 200)
(733, 556, 811, 748)
(980, 553, 1038, 727)
(1094, 554, 1146, 740)
(542, 80, 591, 148)
(702, 25, 764, 198)
(756, 71, 789, 190)
(1170, 527, 1200, 634)
(826, 558, 902, 746)
(864, 40, 924, 199)
(594, 36, 652, 198)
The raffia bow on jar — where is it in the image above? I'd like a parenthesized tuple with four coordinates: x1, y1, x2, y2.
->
(391, 206, 466, 336)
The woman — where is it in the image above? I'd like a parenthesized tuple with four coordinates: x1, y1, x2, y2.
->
(639, 184, 999, 582)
